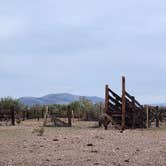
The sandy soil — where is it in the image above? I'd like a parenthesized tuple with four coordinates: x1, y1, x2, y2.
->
(0, 119, 165, 166)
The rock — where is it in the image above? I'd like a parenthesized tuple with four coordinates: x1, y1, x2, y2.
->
(95, 136, 104, 139)
(29, 150, 33, 153)
(87, 143, 93, 146)
(124, 159, 130, 163)
(91, 150, 98, 153)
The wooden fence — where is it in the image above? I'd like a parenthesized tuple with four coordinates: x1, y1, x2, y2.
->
(105, 76, 159, 129)
(0, 106, 15, 125)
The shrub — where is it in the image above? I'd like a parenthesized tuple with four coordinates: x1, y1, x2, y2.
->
(32, 127, 45, 136)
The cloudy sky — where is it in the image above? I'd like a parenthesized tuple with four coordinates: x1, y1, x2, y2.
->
(1, 0, 166, 104)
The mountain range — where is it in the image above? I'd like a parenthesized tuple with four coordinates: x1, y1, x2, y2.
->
(19, 93, 104, 106)
(151, 103, 166, 107)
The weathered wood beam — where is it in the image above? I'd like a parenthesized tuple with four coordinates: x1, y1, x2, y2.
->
(125, 91, 133, 101)
(108, 104, 121, 112)
(155, 106, 159, 127)
(67, 106, 72, 127)
(146, 105, 149, 128)
(108, 88, 122, 101)
(122, 76, 126, 130)
(125, 91, 143, 109)
(11, 106, 15, 126)
(132, 96, 136, 128)
(109, 95, 122, 107)
(105, 84, 109, 113)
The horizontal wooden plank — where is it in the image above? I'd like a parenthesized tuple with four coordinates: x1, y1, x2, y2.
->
(109, 96, 122, 106)
(108, 105, 121, 112)
(135, 100, 143, 108)
(108, 88, 122, 101)
(125, 91, 133, 100)
(125, 91, 143, 109)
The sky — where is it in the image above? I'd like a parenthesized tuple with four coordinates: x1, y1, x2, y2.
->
(0, 0, 166, 104)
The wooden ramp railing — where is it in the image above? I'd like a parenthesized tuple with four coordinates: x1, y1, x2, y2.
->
(105, 76, 146, 129)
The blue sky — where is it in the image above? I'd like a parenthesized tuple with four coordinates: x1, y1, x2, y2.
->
(1, 0, 166, 104)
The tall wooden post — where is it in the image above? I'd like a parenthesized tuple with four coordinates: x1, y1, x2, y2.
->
(122, 76, 126, 130)
(22, 110, 25, 121)
(67, 106, 72, 127)
(132, 96, 136, 129)
(146, 105, 149, 128)
(72, 110, 74, 123)
(155, 106, 159, 128)
(11, 106, 15, 126)
(43, 106, 49, 127)
(105, 84, 109, 114)
(42, 109, 44, 118)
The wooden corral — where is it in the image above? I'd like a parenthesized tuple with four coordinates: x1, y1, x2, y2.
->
(105, 76, 160, 129)
(45, 106, 73, 127)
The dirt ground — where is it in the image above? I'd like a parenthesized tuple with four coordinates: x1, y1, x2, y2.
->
(0, 119, 165, 166)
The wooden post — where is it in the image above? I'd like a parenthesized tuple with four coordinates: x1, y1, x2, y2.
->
(22, 110, 25, 121)
(78, 109, 80, 121)
(155, 106, 159, 128)
(42, 109, 44, 118)
(26, 108, 29, 119)
(121, 76, 126, 130)
(115, 97, 119, 112)
(67, 106, 72, 127)
(72, 110, 74, 123)
(11, 106, 15, 126)
(146, 105, 149, 128)
(105, 84, 109, 114)
(43, 106, 49, 127)
(99, 103, 102, 114)
(132, 96, 136, 129)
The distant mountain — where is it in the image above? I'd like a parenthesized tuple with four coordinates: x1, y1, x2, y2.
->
(19, 93, 104, 106)
(153, 103, 166, 107)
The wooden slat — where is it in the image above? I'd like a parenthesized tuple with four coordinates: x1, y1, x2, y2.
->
(135, 100, 143, 109)
(108, 88, 122, 101)
(125, 91, 133, 100)
(109, 95, 122, 107)
(109, 106, 121, 112)
(125, 91, 143, 109)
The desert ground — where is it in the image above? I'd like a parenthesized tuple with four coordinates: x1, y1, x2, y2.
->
(0, 119, 165, 166)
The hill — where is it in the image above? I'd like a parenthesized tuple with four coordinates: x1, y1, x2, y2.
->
(19, 93, 104, 106)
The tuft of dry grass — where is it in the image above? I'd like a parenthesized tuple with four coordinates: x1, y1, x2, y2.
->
(32, 127, 45, 136)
